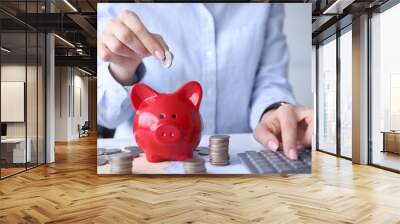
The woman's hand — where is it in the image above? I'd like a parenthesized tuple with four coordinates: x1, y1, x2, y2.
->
(98, 10, 168, 85)
(253, 104, 313, 160)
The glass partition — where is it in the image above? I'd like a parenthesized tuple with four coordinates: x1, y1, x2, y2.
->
(27, 30, 38, 169)
(38, 32, 45, 165)
(1, 30, 28, 177)
(370, 3, 400, 171)
(317, 36, 337, 154)
(339, 28, 352, 158)
(0, 0, 46, 179)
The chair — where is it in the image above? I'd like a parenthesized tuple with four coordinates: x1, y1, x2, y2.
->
(78, 121, 90, 138)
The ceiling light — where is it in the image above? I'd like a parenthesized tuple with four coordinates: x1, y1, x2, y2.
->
(54, 34, 75, 48)
(78, 67, 93, 76)
(323, 0, 355, 15)
(1, 47, 11, 53)
(63, 0, 78, 12)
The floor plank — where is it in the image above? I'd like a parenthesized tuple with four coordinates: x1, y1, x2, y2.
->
(0, 135, 400, 223)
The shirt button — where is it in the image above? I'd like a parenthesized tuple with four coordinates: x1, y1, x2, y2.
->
(206, 50, 213, 57)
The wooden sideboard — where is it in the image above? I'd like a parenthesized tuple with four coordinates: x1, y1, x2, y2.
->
(382, 131, 400, 154)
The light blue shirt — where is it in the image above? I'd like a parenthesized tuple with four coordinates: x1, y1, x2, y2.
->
(97, 3, 296, 138)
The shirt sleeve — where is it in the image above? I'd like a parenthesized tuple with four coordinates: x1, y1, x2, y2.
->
(249, 4, 296, 130)
(97, 62, 134, 129)
(97, 4, 147, 129)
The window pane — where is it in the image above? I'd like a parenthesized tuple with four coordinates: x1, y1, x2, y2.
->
(339, 29, 352, 158)
(38, 32, 45, 165)
(27, 30, 38, 169)
(318, 37, 337, 154)
(1, 30, 27, 177)
(371, 3, 400, 171)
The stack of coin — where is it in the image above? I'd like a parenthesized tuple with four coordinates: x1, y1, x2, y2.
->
(109, 152, 133, 174)
(209, 135, 230, 166)
(183, 157, 207, 174)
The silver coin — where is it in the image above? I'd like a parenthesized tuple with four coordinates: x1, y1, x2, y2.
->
(209, 147, 229, 151)
(184, 168, 206, 174)
(184, 169, 206, 173)
(210, 135, 230, 140)
(110, 169, 132, 174)
(97, 148, 106, 155)
(110, 154, 132, 171)
(97, 155, 108, 166)
(183, 157, 205, 165)
(128, 151, 140, 158)
(109, 153, 133, 164)
(183, 163, 206, 168)
(162, 50, 173, 68)
(104, 148, 122, 155)
(210, 162, 230, 166)
(124, 146, 143, 153)
(210, 142, 229, 145)
(209, 151, 229, 155)
(209, 138, 229, 142)
(183, 157, 206, 174)
(196, 146, 209, 156)
(208, 135, 230, 167)
(120, 149, 140, 158)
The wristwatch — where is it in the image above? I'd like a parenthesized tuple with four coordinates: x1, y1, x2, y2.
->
(260, 102, 289, 120)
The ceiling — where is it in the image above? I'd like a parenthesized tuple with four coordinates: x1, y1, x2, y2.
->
(311, 0, 391, 43)
(0, 0, 99, 74)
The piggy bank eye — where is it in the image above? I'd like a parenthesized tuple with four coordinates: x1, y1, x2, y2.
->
(159, 114, 165, 119)
(171, 114, 177, 119)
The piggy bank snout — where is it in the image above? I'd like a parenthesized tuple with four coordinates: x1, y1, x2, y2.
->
(155, 124, 181, 143)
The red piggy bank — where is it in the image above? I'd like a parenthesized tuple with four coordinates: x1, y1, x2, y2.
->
(130, 81, 203, 162)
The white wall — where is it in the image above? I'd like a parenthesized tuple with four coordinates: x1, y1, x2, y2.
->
(1, 63, 46, 163)
(54, 67, 89, 141)
(54, 66, 68, 141)
(284, 4, 313, 108)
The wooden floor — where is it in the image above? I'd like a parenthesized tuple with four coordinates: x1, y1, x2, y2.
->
(373, 151, 400, 171)
(1, 135, 400, 224)
(1, 167, 26, 178)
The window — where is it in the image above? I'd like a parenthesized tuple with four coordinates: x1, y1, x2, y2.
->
(317, 36, 337, 154)
(0, 1, 47, 179)
(370, 2, 400, 171)
(339, 28, 352, 158)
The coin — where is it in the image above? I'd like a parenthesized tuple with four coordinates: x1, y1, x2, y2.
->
(104, 148, 122, 155)
(97, 155, 108, 166)
(162, 50, 173, 68)
(110, 152, 132, 160)
(210, 134, 230, 140)
(209, 135, 230, 166)
(183, 157, 207, 174)
(124, 146, 143, 154)
(196, 146, 209, 156)
(97, 148, 106, 155)
(129, 151, 140, 158)
(109, 152, 133, 174)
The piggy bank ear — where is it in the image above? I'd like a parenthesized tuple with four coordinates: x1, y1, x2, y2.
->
(130, 83, 159, 110)
(176, 81, 202, 110)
